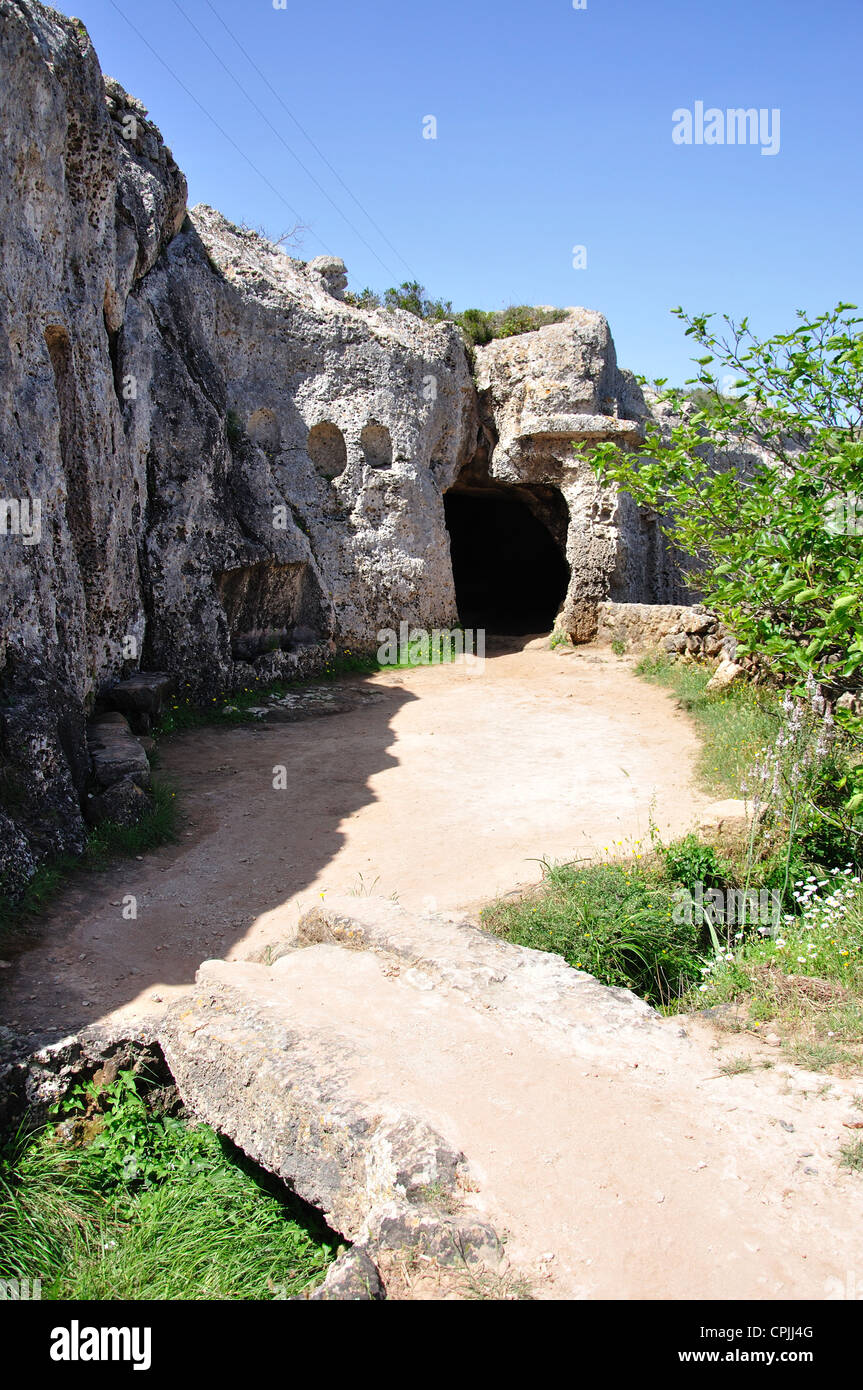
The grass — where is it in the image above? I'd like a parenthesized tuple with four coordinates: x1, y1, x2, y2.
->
(481, 858, 707, 1008)
(0, 1070, 336, 1299)
(376, 630, 475, 670)
(688, 868, 863, 1072)
(484, 850, 863, 1071)
(636, 651, 777, 798)
(717, 1055, 754, 1076)
(483, 646, 863, 1077)
(840, 1137, 863, 1171)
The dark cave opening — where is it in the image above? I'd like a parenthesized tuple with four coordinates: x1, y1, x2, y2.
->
(444, 488, 570, 635)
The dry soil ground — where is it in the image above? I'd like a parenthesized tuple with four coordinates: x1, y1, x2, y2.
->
(5, 639, 863, 1301)
(1, 638, 707, 1033)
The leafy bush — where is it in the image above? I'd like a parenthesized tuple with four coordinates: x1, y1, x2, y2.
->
(383, 280, 453, 320)
(342, 286, 381, 310)
(663, 835, 728, 893)
(350, 280, 568, 347)
(588, 304, 863, 702)
(453, 304, 568, 346)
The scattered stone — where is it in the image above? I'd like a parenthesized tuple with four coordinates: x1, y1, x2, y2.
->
(706, 658, 744, 692)
(307, 1247, 384, 1301)
(84, 777, 150, 829)
(86, 715, 151, 792)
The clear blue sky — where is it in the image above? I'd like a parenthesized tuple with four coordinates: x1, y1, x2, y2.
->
(68, 0, 862, 384)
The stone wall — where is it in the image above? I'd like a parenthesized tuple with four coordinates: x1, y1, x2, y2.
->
(595, 602, 733, 659)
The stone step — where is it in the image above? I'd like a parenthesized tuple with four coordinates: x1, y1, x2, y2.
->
(160, 897, 863, 1300)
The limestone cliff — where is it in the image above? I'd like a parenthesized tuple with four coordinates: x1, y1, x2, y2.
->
(0, 0, 685, 893)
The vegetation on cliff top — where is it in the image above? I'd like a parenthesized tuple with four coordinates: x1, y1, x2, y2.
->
(344, 279, 568, 346)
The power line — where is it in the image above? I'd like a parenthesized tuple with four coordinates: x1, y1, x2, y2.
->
(172, 0, 406, 281)
(105, 0, 331, 258)
(200, 0, 416, 280)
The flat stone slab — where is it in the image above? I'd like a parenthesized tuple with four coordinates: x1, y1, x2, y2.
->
(241, 686, 386, 723)
(108, 672, 174, 717)
(86, 713, 151, 790)
(160, 897, 863, 1300)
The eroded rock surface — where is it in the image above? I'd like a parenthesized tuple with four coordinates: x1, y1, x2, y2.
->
(158, 896, 863, 1300)
(470, 317, 692, 640)
(1, 0, 692, 888)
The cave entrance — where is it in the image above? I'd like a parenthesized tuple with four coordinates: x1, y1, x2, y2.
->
(444, 487, 570, 635)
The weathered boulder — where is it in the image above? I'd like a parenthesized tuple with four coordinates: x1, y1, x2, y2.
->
(308, 1248, 384, 1301)
(86, 714, 150, 791)
(84, 775, 150, 828)
(106, 672, 174, 724)
(596, 601, 722, 654)
(706, 657, 744, 692)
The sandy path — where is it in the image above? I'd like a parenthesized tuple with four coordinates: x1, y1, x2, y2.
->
(1, 639, 707, 1036)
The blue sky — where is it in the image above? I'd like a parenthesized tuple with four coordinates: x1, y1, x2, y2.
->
(70, 0, 862, 383)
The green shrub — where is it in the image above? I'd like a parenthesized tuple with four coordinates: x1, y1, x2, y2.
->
(352, 280, 568, 348)
(587, 302, 863, 715)
(483, 860, 706, 1008)
(0, 1070, 336, 1299)
(663, 834, 728, 893)
(383, 280, 452, 320)
(343, 286, 381, 310)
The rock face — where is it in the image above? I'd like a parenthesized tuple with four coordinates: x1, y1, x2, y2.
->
(0, 0, 690, 888)
(469, 320, 692, 640)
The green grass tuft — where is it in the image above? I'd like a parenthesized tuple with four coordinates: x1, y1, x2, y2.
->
(0, 1071, 336, 1299)
(636, 651, 777, 798)
(482, 859, 706, 1009)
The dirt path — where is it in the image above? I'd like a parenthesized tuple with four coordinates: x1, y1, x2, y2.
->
(2, 639, 707, 1035)
(8, 640, 863, 1303)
